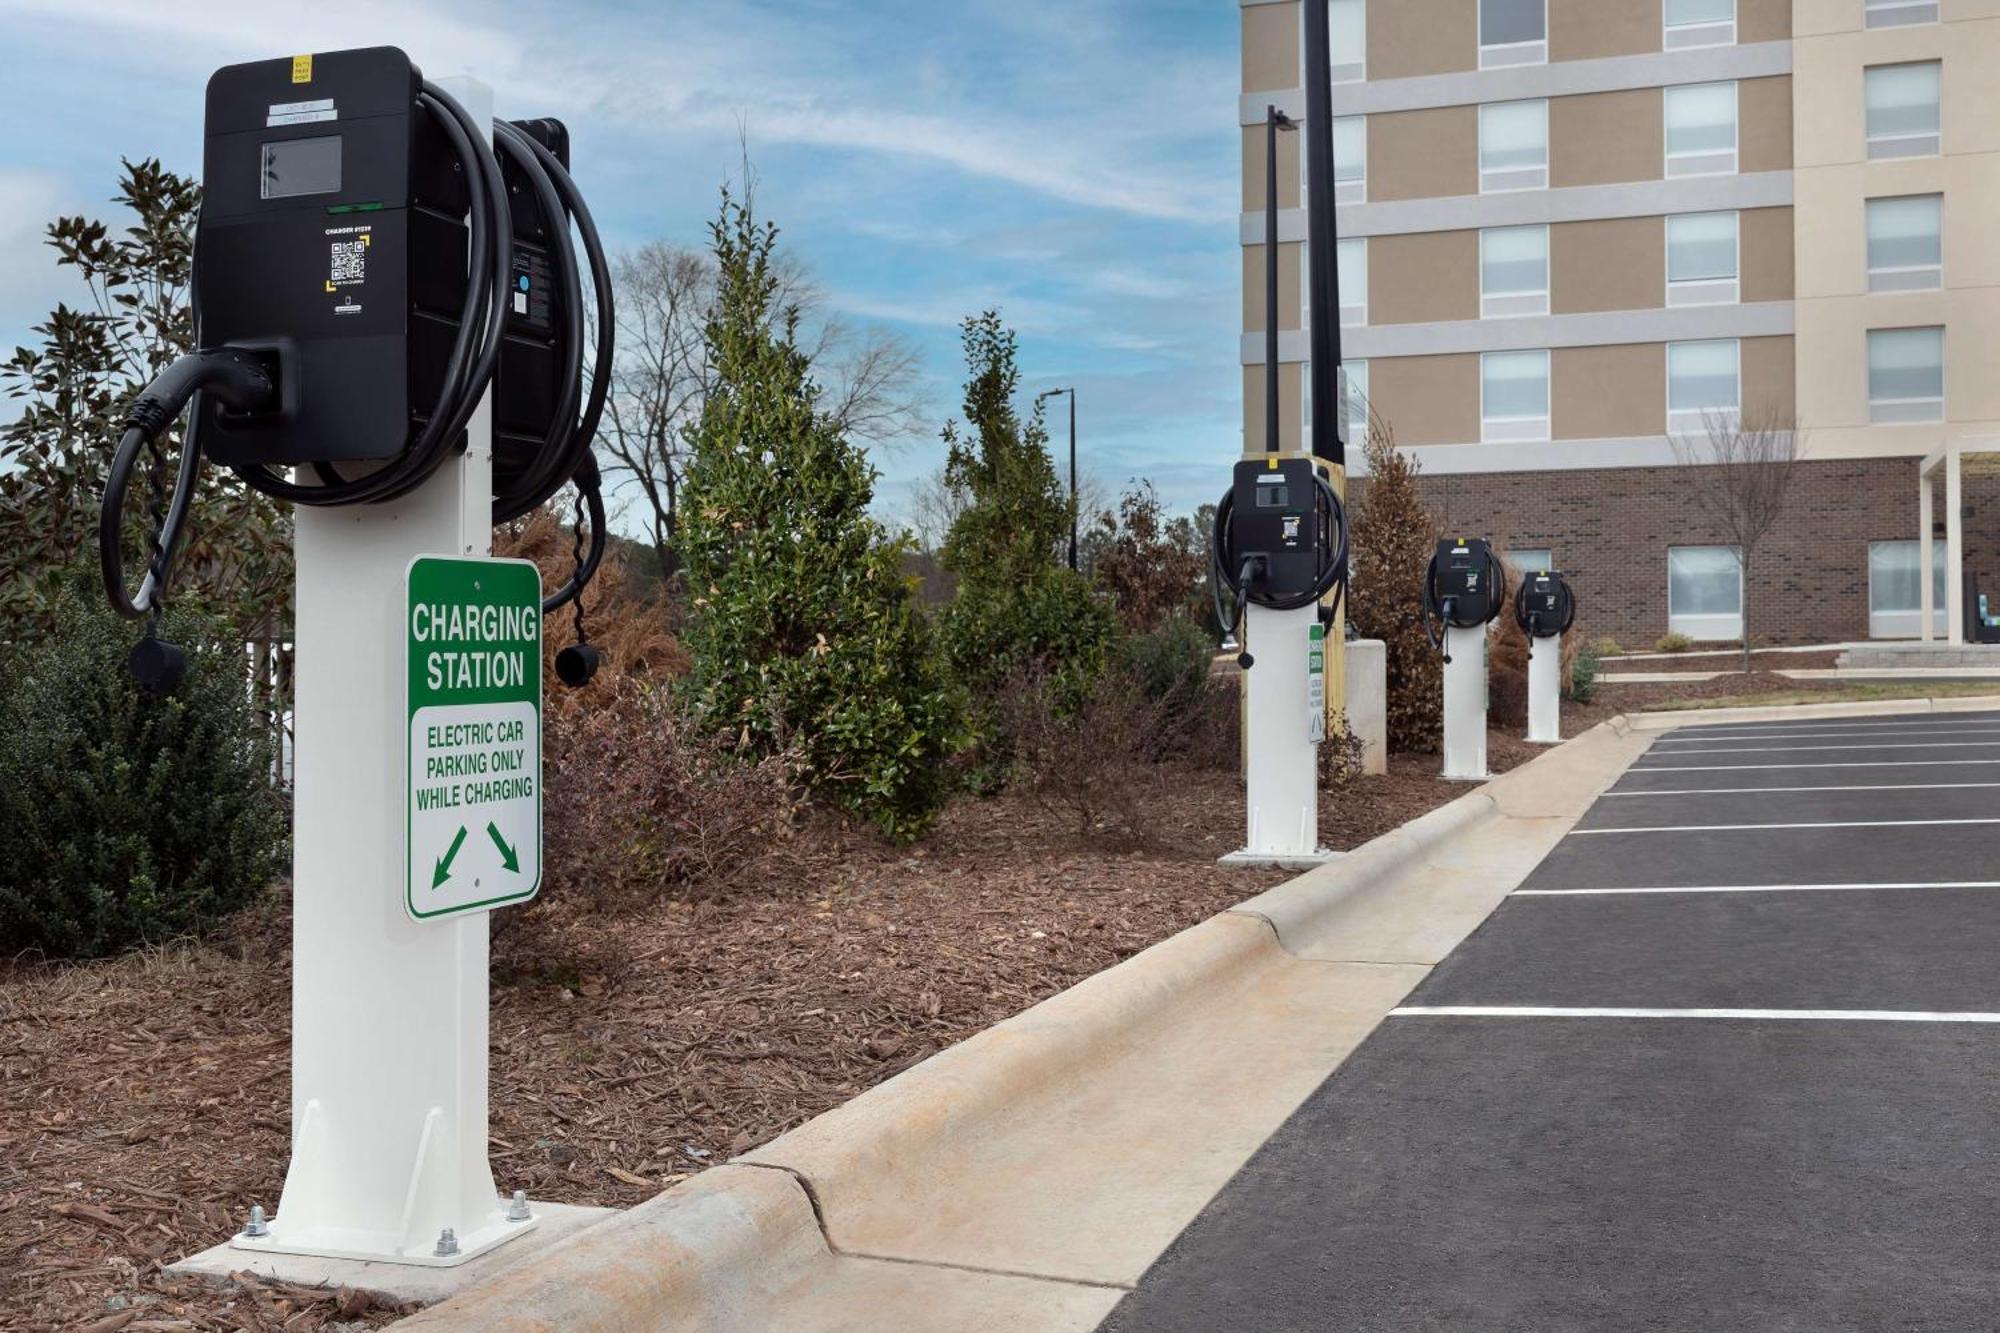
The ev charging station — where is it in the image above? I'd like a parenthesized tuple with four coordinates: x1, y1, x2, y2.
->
(98, 48, 612, 1269)
(1515, 568, 1577, 745)
(1424, 538, 1506, 782)
(1209, 0, 1351, 867)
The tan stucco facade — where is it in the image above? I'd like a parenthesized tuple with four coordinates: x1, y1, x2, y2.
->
(1242, 362, 1305, 456)
(1739, 76, 1795, 175)
(1243, 1, 1301, 93)
(1371, 231, 1479, 325)
(1740, 207, 1795, 304)
(1242, 242, 1304, 333)
(1366, 0, 1476, 81)
(1369, 106, 1478, 201)
(1551, 217, 1664, 314)
(1548, 0, 1660, 63)
(1242, 124, 1301, 213)
(1792, 7, 2000, 460)
(1369, 353, 1480, 447)
(1554, 344, 1665, 439)
(1550, 88, 1663, 188)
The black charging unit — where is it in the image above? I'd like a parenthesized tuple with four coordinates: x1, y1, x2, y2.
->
(1209, 456, 1348, 668)
(1423, 537, 1506, 663)
(1514, 569, 1577, 640)
(99, 46, 612, 690)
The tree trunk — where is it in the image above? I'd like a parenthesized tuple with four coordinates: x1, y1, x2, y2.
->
(1740, 551, 1752, 674)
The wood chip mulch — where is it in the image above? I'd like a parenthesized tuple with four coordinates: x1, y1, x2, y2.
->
(2, 733, 1558, 1331)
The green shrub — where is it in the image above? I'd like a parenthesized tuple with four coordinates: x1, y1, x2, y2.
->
(0, 590, 286, 959)
(1566, 640, 1601, 703)
(1117, 615, 1215, 704)
(677, 191, 962, 841)
(935, 311, 1117, 768)
(1590, 635, 1625, 658)
(1655, 631, 1694, 654)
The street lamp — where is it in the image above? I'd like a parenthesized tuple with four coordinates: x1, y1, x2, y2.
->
(1037, 386, 1078, 571)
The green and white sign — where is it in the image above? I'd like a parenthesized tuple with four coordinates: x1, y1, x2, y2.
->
(1306, 622, 1326, 745)
(405, 556, 542, 919)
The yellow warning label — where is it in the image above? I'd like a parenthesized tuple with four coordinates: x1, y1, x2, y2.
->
(291, 54, 313, 84)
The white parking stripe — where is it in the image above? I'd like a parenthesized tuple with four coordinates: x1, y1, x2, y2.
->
(1570, 817, 2000, 836)
(1601, 782, 2000, 797)
(1514, 880, 2000, 897)
(1651, 741, 2000, 756)
(1653, 727, 2000, 745)
(1391, 1006, 2000, 1023)
(1668, 716, 2000, 736)
(1630, 759, 2000, 772)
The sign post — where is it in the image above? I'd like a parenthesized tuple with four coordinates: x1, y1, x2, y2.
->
(406, 556, 542, 920)
(229, 77, 540, 1271)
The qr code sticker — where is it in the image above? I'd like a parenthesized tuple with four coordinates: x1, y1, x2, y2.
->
(330, 240, 367, 284)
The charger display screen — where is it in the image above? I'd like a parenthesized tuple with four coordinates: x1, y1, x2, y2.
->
(1256, 485, 1290, 508)
(260, 136, 342, 200)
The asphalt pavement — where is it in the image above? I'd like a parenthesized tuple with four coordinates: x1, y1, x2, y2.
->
(1104, 711, 2000, 1332)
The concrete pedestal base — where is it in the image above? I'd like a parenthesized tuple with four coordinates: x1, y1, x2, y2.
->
(168, 1201, 618, 1307)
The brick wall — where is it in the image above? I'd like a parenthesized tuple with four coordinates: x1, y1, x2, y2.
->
(1348, 458, 2000, 648)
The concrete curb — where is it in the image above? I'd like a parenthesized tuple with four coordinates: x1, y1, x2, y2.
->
(400, 723, 1644, 1329)
(1621, 691, 2000, 731)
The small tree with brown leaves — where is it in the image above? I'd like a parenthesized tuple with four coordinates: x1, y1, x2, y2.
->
(1347, 415, 1445, 752)
(1671, 408, 1801, 672)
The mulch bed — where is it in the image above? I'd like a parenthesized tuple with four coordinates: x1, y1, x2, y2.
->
(1, 724, 1565, 1331)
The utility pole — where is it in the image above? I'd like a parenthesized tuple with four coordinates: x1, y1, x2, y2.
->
(1037, 386, 1078, 570)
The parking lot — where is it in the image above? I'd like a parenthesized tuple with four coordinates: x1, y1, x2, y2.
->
(1107, 711, 2000, 1331)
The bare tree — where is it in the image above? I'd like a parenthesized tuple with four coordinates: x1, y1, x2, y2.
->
(1671, 407, 1802, 672)
(598, 240, 928, 584)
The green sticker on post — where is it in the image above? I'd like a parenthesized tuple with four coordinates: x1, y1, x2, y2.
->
(405, 556, 542, 919)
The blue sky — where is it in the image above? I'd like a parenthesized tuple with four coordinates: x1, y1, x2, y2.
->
(0, 0, 1243, 528)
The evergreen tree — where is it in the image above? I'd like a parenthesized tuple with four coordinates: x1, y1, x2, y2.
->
(677, 191, 961, 840)
(937, 312, 1116, 744)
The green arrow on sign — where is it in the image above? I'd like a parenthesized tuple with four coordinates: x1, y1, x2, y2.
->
(433, 825, 469, 889)
(486, 821, 521, 873)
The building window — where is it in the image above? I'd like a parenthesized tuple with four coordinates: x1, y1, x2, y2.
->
(1480, 99, 1548, 193)
(1339, 359, 1369, 450)
(1482, 349, 1550, 443)
(1866, 0, 1940, 27)
(1328, 0, 1365, 84)
(1867, 195, 1942, 292)
(1666, 211, 1740, 306)
(1866, 62, 1941, 159)
(1509, 548, 1554, 574)
(1668, 546, 1744, 641)
(1868, 326, 1945, 423)
(1336, 237, 1367, 326)
(1869, 539, 1948, 638)
(1481, 225, 1549, 318)
(1664, 82, 1738, 177)
(1480, 0, 1547, 68)
(1667, 339, 1741, 435)
(1664, 0, 1735, 49)
(1332, 116, 1366, 204)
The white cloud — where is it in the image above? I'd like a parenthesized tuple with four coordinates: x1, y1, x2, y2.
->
(0, 169, 83, 341)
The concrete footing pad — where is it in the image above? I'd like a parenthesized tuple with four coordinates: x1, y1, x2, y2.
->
(1216, 846, 1338, 869)
(170, 1201, 617, 1306)
(396, 719, 1665, 1329)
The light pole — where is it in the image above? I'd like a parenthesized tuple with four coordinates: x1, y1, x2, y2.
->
(1037, 386, 1078, 571)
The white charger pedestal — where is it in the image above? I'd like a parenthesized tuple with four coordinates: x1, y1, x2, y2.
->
(1527, 633, 1562, 744)
(1441, 623, 1489, 782)
(1222, 602, 1336, 869)
(227, 76, 532, 1271)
